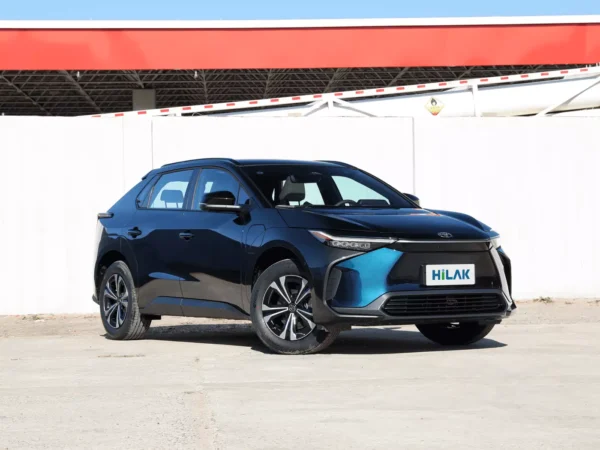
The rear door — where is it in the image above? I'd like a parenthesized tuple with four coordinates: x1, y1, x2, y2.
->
(177, 167, 251, 314)
(127, 169, 196, 313)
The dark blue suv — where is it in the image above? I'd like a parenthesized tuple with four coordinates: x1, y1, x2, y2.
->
(93, 158, 515, 354)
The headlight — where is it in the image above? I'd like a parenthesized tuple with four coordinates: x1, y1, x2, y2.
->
(309, 230, 396, 251)
(491, 236, 501, 249)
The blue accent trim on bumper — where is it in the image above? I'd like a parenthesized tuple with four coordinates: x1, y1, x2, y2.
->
(331, 247, 403, 308)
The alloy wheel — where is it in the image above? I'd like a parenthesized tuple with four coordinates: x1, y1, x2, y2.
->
(262, 275, 316, 341)
(103, 274, 129, 328)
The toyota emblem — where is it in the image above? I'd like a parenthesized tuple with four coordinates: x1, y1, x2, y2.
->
(438, 232, 453, 239)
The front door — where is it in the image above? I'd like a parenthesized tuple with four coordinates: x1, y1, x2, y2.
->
(177, 168, 251, 314)
(127, 168, 196, 314)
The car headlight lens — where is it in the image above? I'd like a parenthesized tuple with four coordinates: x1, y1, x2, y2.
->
(309, 230, 396, 251)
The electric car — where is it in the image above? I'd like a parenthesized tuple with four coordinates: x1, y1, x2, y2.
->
(93, 158, 515, 354)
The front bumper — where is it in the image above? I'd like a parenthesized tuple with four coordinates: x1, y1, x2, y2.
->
(311, 243, 515, 326)
(329, 289, 515, 325)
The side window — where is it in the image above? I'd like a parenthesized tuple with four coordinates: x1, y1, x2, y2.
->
(193, 168, 240, 209)
(333, 176, 389, 205)
(148, 170, 194, 209)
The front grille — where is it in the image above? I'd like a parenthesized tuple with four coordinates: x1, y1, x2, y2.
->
(388, 251, 501, 290)
(383, 293, 506, 317)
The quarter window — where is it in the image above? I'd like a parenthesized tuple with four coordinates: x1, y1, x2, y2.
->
(148, 170, 194, 209)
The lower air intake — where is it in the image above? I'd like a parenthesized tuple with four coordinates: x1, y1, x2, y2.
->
(382, 293, 506, 317)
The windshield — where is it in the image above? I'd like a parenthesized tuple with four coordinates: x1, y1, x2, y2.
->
(241, 165, 416, 209)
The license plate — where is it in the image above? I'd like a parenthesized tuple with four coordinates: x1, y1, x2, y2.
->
(425, 264, 475, 286)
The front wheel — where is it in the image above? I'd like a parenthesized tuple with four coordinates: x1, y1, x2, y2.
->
(250, 259, 341, 355)
(416, 322, 495, 346)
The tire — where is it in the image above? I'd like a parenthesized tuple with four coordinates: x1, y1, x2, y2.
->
(99, 261, 151, 340)
(416, 322, 495, 346)
(250, 259, 341, 355)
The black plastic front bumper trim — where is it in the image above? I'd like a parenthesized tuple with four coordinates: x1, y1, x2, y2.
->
(313, 288, 514, 325)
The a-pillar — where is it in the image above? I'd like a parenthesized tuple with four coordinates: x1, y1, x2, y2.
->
(132, 89, 156, 111)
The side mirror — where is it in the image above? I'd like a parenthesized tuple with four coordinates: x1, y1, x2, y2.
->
(404, 193, 420, 206)
(200, 190, 243, 212)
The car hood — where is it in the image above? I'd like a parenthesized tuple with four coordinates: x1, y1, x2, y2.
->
(276, 208, 490, 240)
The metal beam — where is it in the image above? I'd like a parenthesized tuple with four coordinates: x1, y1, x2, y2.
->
(60, 70, 102, 113)
(386, 67, 410, 86)
(263, 69, 273, 97)
(536, 74, 600, 116)
(129, 70, 145, 88)
(331, 98, 377, 117)
(324, 69, 346, 92)
(0, 75, 50, 115)
(458, 67, 474, 79)
(301, 98, 377, 117)
(201, 70, 208, 103)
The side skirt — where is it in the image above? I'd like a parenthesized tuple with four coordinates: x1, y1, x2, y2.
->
(141, 296, 249, 320)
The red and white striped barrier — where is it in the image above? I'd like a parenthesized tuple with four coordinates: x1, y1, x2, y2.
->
(85, 66, 600, 118)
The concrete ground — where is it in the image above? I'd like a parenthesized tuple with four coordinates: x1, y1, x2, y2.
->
(1, 300, 599, 449)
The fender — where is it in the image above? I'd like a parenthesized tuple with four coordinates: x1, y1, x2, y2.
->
(242, 228, 311, 310)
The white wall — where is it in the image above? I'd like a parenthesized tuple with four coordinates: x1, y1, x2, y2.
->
(414, 117, 600, 299)
(151, 117, 415, 194)
(0, 116, 597, 315)
(0, 118, 128, 314)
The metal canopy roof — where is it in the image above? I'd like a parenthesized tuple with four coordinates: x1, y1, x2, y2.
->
(0, 65, 580, 116)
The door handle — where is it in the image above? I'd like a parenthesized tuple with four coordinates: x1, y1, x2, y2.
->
(127, 227, 142, 238)
(179, 232, 194, 241)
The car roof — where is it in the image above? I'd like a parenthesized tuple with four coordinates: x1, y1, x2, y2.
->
(236, 159, 346, 167)
(150, 158, 350, 175)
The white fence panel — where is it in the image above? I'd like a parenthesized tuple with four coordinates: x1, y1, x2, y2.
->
(0, 118, 125, 314)
(414, 117, 600, 299)
(122, 117, 154, 191)
(151, 117, 415, 194)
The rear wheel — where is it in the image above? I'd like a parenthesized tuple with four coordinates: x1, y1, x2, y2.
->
(250, 259, 341, 355)
(416, 322, 495, 346)
(99, 261, 151, 340)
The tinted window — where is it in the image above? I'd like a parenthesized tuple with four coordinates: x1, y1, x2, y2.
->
(193, 169, 239, 209)
(241, 165, 413, 209)
(148, 170, 194, 209)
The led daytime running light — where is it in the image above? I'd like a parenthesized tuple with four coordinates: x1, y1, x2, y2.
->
(309, 230, 396, 251)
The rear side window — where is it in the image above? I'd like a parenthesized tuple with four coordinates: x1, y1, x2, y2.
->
(148, 170, 194, 209)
